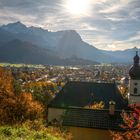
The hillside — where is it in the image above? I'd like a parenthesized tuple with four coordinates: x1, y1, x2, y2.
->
(0, 39, 98, 65)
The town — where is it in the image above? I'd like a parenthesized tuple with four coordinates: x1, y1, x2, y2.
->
(2, 63, 130, 85)
(0, 63, 130, 106)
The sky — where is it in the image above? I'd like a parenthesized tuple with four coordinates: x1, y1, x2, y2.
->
(0, 0, 140, 51)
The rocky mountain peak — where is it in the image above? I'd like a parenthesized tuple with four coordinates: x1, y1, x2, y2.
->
(1, 21, 27, 33)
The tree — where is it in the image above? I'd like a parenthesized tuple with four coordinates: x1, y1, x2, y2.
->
(23, 81, 56, 105)
(13, 79, 21, 95)
(110, 104, 140, 140)
(0, 67, 44, 124)
(0, 67, 14, 95)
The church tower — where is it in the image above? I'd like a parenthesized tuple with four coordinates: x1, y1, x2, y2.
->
(129, 51, 140, 104)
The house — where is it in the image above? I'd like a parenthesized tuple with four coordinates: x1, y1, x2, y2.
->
(48, 82, 128, 140)
(47, 52, 140, 140)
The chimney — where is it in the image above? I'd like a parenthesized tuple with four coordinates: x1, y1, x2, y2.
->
(109, 101, 116, 115)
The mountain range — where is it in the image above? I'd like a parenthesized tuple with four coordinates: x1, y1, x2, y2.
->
(0, 21, 139, 65)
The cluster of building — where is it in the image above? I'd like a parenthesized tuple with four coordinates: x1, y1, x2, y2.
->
(47, 52, 140, 140)
(4, 63, 130, 87)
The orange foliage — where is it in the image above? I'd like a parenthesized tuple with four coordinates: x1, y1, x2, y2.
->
(111, 104, 140, 140)
(16, 93, 44, 120)
(0, 67, 44, 124)
(0, 67, 14, 96)
(85, 101, 104, 109)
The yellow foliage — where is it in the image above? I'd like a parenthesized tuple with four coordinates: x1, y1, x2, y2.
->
(25, 81, 56, 88)
(0, 67, 44, 124)
(85, 101, 104, 109)
(0, 67, 14, 95)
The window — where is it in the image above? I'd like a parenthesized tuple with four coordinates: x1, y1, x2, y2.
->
(134, 88, 137, 94)
(134, 83, 138, 86)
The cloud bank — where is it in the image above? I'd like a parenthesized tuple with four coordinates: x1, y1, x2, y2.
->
(0, 0, 140, 50)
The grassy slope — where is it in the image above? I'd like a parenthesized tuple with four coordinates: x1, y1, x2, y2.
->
(0, 126, 62, 140)
(0, 121, 72, 140)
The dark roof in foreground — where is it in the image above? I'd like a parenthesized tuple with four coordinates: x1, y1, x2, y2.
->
(62, 107, 125, 131)
(49, 81, 128, 110)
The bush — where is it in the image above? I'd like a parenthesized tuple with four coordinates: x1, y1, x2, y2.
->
(1, 126, 13, 136)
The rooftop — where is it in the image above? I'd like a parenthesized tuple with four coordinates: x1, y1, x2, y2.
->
(49, 81, 128, 110)
(62, 107, 126, 131)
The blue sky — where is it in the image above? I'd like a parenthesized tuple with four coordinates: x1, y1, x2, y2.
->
(0, 0, 140, 50)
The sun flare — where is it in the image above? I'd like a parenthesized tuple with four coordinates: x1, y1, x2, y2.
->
(65, 0, 91, 16)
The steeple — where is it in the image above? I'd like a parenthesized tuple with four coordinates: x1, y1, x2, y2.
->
(129, 51, 140, 80)
(129, 51, 140, 103)
(134, 51, 139, 66)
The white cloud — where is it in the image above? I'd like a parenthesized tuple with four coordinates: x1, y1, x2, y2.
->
(99, 0, 131, 14)
(0, 0, 140, 50)
(122, 31, 140, 42)
(80, 23, 99, 31)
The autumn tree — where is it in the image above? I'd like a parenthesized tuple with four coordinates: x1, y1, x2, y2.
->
(0, 67, 14, 95)
(111, 104, 140, 140)
(0, 67, 44, 124)
(13, 79, 21, 95)
(23, 81, 57, 105)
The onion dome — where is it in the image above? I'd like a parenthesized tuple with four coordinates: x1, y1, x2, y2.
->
(129, 51, 140, 80)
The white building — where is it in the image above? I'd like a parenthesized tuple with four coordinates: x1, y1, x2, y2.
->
(129, 51, 140, 104)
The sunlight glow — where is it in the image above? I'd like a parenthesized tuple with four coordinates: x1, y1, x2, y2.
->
(65, 0, 91, 16)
